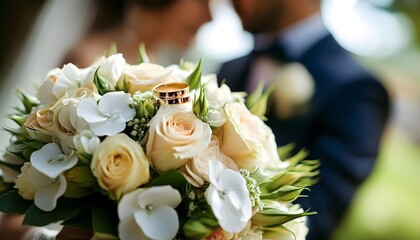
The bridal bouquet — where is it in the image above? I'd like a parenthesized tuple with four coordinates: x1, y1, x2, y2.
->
(0, 49, 318, 240)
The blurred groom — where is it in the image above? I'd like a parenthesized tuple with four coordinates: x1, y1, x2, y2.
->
(218, 0, 390, 239)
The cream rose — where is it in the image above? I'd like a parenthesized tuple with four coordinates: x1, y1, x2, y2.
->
(214, 102, 280, 171)
(91, 133, 149, 200)
(121, 63, 173, 94)
(180, 136, 237, 187)
(50, 87, 96, 134)
(14, 162, 36, 200)
(146, 106, 212, 173)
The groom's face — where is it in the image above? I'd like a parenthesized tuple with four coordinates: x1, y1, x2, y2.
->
(232, 0, 287, 34)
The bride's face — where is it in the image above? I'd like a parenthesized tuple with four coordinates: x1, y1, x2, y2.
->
(159, 0, 212, 48)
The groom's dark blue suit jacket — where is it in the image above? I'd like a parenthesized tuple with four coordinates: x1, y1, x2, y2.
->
(218, 34, 390, 240)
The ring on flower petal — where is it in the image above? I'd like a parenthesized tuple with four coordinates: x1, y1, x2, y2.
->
(159, 95, 191, 105)
(153, 82, 189, 99)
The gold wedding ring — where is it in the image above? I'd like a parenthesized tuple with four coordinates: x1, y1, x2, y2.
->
(159, 96, 191, 105)
(153, 82, 191, 105)
(153, 82, 189, 99)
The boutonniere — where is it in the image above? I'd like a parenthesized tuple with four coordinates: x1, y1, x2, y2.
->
(272, 62, 315, 119)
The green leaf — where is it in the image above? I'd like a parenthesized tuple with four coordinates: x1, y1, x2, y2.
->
(0, 190, 32, 214)
(277, 143, 296, 159)
(15, 89, 39, 114)
(246, 81, 264, 109)
(92, 203, 118, 239)
(185, 59, 202, 91)
(252, 204, 316, 227)
(247, 83, 275, 120)
(23, 197, 88, 227)
(150, 170, 187, 192)
(138, 43, 150, 64)
(260, 185, 308, 202)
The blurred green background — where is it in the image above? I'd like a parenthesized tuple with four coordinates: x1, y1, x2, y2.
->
(0, 0, 419, 239)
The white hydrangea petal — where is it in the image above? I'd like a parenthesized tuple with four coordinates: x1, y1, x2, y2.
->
(77, 98, 107, 123)
(137, 186, 182, 209)
(208, 160, 224, 187)
(98, 92, 135, 121)
(118, 215, 149, 240)
(219, 169, 251, 215)
(34, 174, 67, 212)
(90, 115, 126, 136)
(206, 160, 252, 233)
(134, 205, 179, 240)
(118, 188, 146, 221)
(30, 143, 78, 179)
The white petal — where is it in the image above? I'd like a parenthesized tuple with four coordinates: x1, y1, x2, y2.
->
(118, 215, 149, 240)
(34, 174, 67, 212)
(98, 92, 135, 121)
(206, 164, 252, 233)
(53, 63, 80, 98)
(90, 115, 126, 136)
(137, 185, 181, 209)
(208, 160, 224, 187)
(219, 169, 251, 215)
(77, 98, 107, 123)
(98, 54, 126, 83)
(118, 188, 146, 221)
(31, 143, 78, 179)
(134, 205, 179, 240)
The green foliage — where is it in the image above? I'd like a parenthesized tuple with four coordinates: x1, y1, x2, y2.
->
(150, 169, 187, 192)
(186, 59, 202, 91)
(245, 81, 274, 120)
(92, 203, 119, 239)
(0, 191, 32, 214)
(138, 43, 150, 64)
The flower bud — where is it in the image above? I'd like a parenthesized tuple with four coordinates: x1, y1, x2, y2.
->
(63, 166, 97, 198)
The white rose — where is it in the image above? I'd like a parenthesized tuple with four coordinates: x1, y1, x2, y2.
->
(204, 75, 234, 106)
(121, 63, 173, 94)
(214, 102, 280, 171)
(37, 68, 61, 105)
(53, 63, 93, 99)
(73, 130, 100, 155)
(146, 106, 212, 173)
(180, 136, 237, 187)
(206, 106, 227, 128)
(166, 64, 192, 82)
(91, 133, 150, 200)
(97, 53, 126, 85)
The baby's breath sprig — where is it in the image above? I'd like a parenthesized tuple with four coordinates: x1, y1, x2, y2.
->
(241, 169, 264, 211)
(127, 91, 159, 141)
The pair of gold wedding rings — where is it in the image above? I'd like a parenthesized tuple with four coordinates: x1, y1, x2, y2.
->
(152, 82, 191, 105)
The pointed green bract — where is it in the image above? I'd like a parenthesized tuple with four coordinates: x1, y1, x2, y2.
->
(248, 84, 275, 120)
(193, 83, 209, 121)
(94, 67, 115, 95)
(15, 89, 39, 114)
(186, 59, 202, 91)
(106, 42, 118, 57)
(138, 43, 150, 64)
